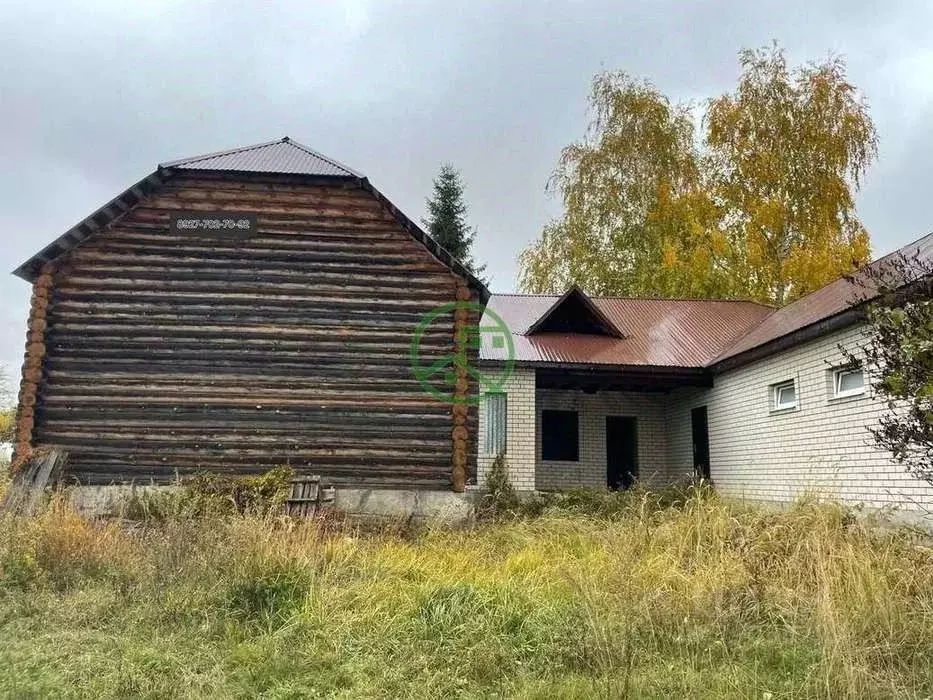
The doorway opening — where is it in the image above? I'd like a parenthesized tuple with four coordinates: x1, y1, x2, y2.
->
(691, 406, 711, 481)
(606, 416, 638, 490)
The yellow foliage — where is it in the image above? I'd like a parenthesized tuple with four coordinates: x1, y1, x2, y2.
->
(519, 43, 877, 306)
(0, 407, 14, 445)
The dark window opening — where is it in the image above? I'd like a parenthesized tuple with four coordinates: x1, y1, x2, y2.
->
(542, 409, 579, 461)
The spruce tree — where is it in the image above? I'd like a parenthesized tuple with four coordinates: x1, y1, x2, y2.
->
(422, 164, 486, 278)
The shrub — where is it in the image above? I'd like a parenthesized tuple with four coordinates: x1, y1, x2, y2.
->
(123, 467, 295, 521)
(512, 478, 713, 520)
(476, 455, 519, 520)
(182, 467, 295, 517)
(0, 496, 140, 590)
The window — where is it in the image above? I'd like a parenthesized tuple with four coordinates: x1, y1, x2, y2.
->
(484, 393, 507, 455)
(833, 367, 865, 398)
(541, 410, 579, 461)
(771, 380, 797, 411)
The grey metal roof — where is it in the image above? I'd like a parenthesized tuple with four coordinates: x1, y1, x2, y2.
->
(160, 137, 363, 177)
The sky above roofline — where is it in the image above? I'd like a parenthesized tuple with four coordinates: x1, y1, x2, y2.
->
(2, 0, 933, 381)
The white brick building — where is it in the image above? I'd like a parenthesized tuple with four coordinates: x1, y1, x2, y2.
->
(476, 234, 933, 514)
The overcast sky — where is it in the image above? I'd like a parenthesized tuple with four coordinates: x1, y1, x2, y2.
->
(2, 0, 932, 384)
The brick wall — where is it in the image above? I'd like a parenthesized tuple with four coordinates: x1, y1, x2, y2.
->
(478, 322, 933, 513)
(667, 324, 933, 511)
(477, 368, 668, 492)
(535, 389, 667, 490)
(477, 368, 536, 491)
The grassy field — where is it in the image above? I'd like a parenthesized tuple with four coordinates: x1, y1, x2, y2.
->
(0, 483, 931, 699)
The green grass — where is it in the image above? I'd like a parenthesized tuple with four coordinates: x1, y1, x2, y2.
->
(0, 485, 931, 698)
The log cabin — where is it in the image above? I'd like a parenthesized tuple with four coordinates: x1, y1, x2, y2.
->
(12, 138, 487, 496)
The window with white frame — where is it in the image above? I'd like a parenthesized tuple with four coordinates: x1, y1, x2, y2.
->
(771, 379, 797, 411)
(484, 393, 507, 455)
(833, 366, 865, 398)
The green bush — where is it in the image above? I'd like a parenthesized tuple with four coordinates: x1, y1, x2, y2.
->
(476, 455, 520, 520)
(123, 467, 295, 521)
(497, 477, 713, 520)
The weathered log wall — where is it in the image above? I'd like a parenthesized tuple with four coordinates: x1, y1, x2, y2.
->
(12, 264, 54, 465)
(31, 171, 478, 489)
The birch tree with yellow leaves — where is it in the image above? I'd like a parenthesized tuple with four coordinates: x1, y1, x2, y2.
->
(519, 44, 878, 306)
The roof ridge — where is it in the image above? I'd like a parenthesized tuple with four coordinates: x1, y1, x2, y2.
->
(710, 230, 933, 366)
(491, 292, 561, 298)
(159, 137, 288, 168)
(592, 295, 772, 306)
(491, 292, 771, 307)
(734, 230, 933, 314)
(284, 138, 363, 178)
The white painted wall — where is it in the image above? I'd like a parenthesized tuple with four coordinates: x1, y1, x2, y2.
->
(667, 324, 933, 511)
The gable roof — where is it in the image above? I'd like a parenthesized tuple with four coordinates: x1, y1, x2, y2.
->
(13, 138, 488, 299)
(481, 295, 772, 368)
(525, 286, 625, 337)
(160, 136, 363, 177)
(713, 231, 933, 368)
(482, 231, 933, 373)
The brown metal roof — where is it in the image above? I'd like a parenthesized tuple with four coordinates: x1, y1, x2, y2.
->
(714, 231, 933, 364)
(483, 231, 933, 372)
(160, 136, 362, 177)
(481, 294, 772, 368)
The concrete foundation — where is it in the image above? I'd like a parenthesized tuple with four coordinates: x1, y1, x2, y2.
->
(333, 487, 474, 523)
(69, 484, 176, 516)
(67, 484, 475, 523)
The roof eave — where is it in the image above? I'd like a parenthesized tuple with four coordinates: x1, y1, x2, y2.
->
(12, 170, 167, 283)
(160, 165, 359, 186)
(710, 305, 867, 373)
(12, 167, 490, 302)
(478, 357, 709, 374)
(359, 178, 489, 303)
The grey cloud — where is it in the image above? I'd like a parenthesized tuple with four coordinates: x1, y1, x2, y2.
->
(1, 0, 931, 382)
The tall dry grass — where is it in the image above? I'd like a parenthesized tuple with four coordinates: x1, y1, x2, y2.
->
(0, 482, 931, 698)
